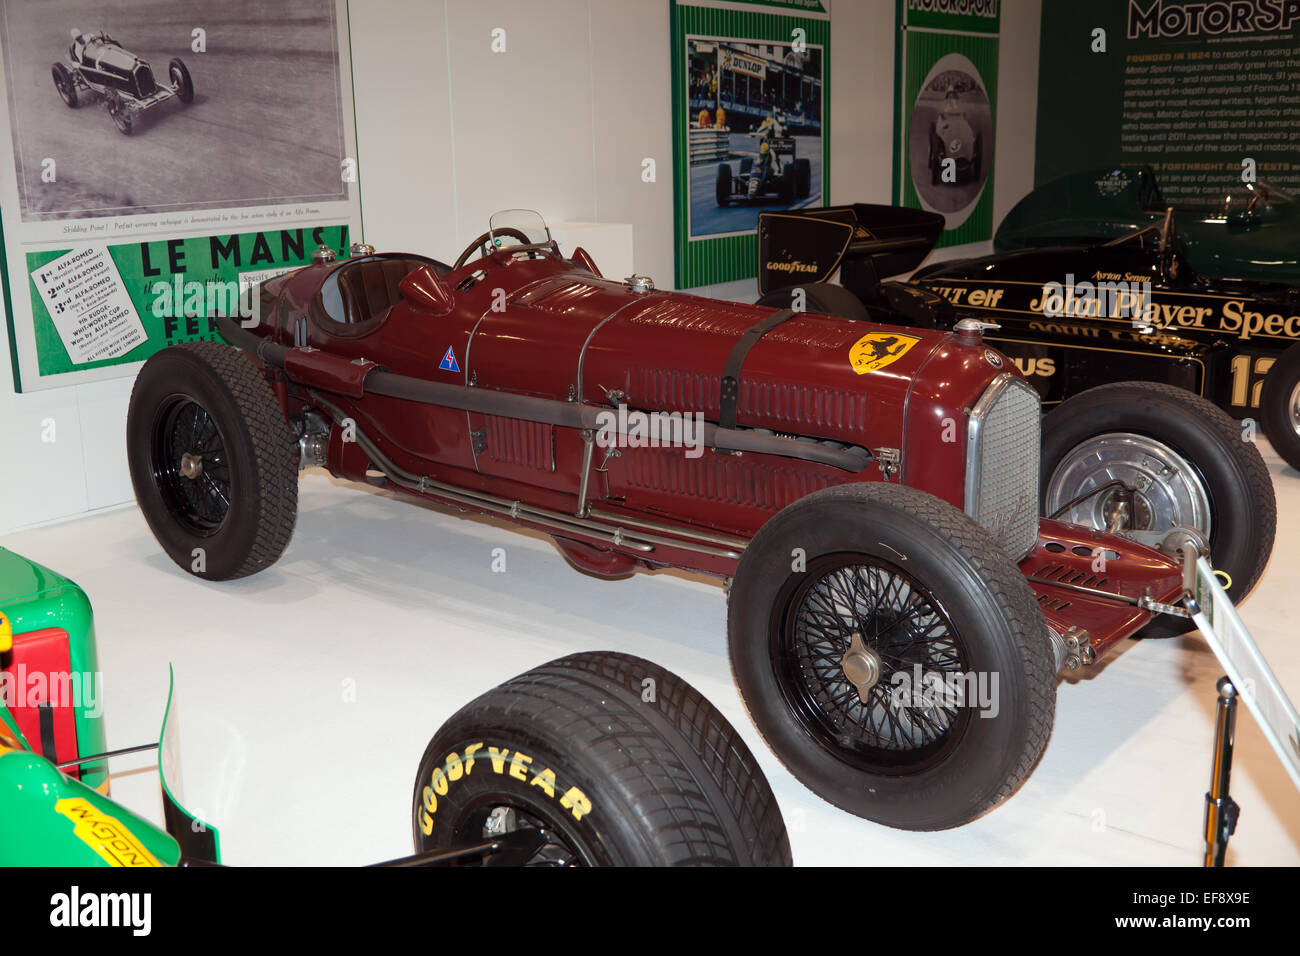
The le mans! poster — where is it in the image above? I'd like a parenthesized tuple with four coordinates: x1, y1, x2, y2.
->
(0, 0, 363, 392)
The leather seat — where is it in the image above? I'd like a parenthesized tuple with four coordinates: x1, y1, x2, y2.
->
(335, 257, 431, 326)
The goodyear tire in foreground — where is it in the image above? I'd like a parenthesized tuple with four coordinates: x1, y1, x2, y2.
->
(412, 651, 792, 866)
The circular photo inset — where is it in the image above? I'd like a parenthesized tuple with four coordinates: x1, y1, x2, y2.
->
(908, 53, 993, 228)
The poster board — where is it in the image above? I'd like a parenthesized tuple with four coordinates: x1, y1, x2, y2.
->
(1036, 1, 1300, 201)
(671, 0, 830, 289)
(893, 0, 999, 249)
(0, 0, 362, 392)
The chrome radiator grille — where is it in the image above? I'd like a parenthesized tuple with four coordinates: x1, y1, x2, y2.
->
(964, 374, 1041, 559)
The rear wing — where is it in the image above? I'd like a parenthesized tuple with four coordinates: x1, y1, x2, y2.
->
(757, 204, 945, 297)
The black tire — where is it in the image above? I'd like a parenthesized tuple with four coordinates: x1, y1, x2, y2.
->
(169, 57, 194, 104)
(728, 483, 1055, 831)
(412, 651, 792, 866)
(1041, 382, 1276, 639)
(756, 280, 872, 322)
(52, 63, 78, 107)
(105, 91, 132, 135)
(780, 167, 796, 203)
(794, 157, 811, 198)
(715, 163, 732, 207)
(127, 342, 298, 580)
(1260, 342, 1300, 472)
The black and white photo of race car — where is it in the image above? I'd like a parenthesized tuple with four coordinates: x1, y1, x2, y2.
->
(51, 28, 194, 134)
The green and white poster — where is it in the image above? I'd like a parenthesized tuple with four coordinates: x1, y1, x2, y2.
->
(0, 0, 363, 392)
(893, 0, 999, 248)
(671, 0, 830, 289)
(1036, 0, 1300, 200)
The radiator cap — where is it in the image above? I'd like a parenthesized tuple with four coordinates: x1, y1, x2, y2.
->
(954, 316, 1000, 343)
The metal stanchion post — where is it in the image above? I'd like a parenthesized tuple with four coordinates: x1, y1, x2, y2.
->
(1203, 676, 1241, 867)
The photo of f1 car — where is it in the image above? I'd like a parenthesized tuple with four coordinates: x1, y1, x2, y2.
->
(0, 547, 789, 867)
(51, 29, 194, 134)
(715, 111, 812, 206)
(124, 210, 1274, 832)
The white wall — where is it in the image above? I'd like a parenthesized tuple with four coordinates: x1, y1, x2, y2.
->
(0, 0, 1042, 534)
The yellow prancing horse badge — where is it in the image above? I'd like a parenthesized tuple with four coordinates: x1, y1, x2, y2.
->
(849, 332, 921, 375)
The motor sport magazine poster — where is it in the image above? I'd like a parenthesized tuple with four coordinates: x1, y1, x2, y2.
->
(1036, 0, 1300, 202)
(0, 0, 363, 392)
(671, 0, 830, 289)
(893, 0, 999, 248)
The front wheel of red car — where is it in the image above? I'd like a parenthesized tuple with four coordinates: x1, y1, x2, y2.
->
(1041, 382, 1276, 639)
(412, 651, 792, 866)
(127, 342, 299, 580)
(728, 483, 1056, 831)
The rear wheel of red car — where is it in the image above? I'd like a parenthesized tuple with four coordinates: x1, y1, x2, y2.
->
(51, 63, 78, 108)
(169, 58, 195, 104)
(127, 342, 298, 580)
(1260, 342, 1300, 473)
(728, 483, 1055, 831)
(1041, 382, 1276, 639)
(412, 651, 792, 866)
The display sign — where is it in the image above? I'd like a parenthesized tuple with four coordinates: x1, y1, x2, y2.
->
(1187, 554, 1300, 792)
(893, 0, 1000, 248)
(0, 0, 363, 391)
(670, 0, 830, 289)
(1036, 0, 1300, 201)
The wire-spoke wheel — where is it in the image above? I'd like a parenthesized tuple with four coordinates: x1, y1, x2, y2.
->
(128, 342, 298, 580)
(729, 483, 1055, 831)
(151, 396, 232, 534)
(775, 554, 971, 774)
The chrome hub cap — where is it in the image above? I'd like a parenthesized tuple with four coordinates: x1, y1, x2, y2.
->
(840, 632, 882, 703)
(1289, 381, 1300, 436)
(179, 451, 204, 480)
(1046, 432, 1211, 548)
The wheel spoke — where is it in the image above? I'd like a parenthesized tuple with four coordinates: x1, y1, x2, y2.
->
(777, 554, 971, 769)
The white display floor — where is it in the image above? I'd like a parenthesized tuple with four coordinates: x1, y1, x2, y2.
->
(6, 443, 1299, 866)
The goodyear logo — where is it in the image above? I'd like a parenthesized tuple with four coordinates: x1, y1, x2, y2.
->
(849, 332, 922, 375)
(55, 798, 162, 867)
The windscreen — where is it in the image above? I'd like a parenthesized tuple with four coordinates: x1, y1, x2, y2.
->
(488, 209, 551, 248)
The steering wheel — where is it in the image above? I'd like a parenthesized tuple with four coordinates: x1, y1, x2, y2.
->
(453, 227, 535, 271)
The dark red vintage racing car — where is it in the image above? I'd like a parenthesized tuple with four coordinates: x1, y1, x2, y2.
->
(126, 212, 1269, 831)
(52, 30, 194, 134)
